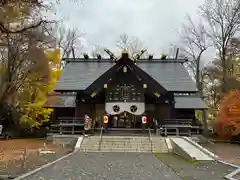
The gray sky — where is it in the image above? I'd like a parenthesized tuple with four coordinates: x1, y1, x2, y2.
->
(51, 0, 214, 61)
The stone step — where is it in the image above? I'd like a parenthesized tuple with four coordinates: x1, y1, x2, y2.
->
(82, 143, 149, 145)
(99, 139, 150, 142)
(81, 147, 151, 150)
(80, 136, 168, 152)
(80, 147, 152, 151)
(100, 146, 151, 149)
(81, 144, 164, 148)
(100, 140, 150, 143)
(86, 146, 150, 148)
(99, 150, 151, 152)
(100, 143, 151, 146)
(99, 142, 151, 145)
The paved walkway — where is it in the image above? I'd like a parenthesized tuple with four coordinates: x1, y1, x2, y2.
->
(23, 152, 181, 180)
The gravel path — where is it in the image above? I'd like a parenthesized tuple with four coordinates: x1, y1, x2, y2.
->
(23, 152, 181, 180)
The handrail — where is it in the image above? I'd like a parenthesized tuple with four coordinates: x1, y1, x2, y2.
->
(148, 127, 153, 152)
(155, 119, 159, 136)
(98, 126, 104, 151)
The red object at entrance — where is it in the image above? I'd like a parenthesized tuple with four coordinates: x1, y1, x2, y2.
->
(142, 116, 147, 124)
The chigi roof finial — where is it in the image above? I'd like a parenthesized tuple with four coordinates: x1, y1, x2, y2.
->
(122, 49, 129, 54)
(104, 48, 118, 62)
(133, 48, 147, 62)
(160, 53, 167, 60)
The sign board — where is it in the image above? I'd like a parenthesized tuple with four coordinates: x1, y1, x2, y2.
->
(103, 116, 109, 124)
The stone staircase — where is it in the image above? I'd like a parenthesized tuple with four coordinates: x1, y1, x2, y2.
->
(79, 136, 101, 152)
(151, 137, 169, 152)
(79, 136, 168, 153)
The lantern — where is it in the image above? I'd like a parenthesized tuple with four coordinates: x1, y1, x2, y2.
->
(142, 116, 147, 124)
(103, 115, 109, 124)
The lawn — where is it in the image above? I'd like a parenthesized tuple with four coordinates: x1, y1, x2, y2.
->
(200, 141, 240, 166)
(0, 138, 72, 178)
(154, 153, 236, 180)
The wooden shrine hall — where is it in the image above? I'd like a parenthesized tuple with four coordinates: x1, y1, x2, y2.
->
(44, 50, 208, 135)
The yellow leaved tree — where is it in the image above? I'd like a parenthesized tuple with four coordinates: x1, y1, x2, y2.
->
(19, 48, 61, 127)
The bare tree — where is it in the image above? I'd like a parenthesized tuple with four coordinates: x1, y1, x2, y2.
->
(179, 15, 211, 91)
(177, 15, 211, 134)
(200, 0, 240, 93)
(116, 33, 148, 57)
(91, 45, 107, 58)
(57, 26, 82, 68)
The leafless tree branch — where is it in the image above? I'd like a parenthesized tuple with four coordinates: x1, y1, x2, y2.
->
(179, 14, 211, 90)
(200, 0, 240, 93)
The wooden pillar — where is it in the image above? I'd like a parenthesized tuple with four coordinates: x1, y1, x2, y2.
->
(74, 101, 78, 120)
(59, 119, 62, 135)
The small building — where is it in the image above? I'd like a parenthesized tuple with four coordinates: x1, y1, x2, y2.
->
(44, 51, 207, 135)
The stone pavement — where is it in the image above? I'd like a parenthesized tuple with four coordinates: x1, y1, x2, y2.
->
(23, 152, 181, 180)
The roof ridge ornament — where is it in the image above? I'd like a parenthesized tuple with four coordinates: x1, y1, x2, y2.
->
(83, 52, 89, 60)
(104, 48, 118, 62)
(133, 48, 147, 62)
(122, 50, 128, 54)
(160, 53, 167, 60)
(148, 54, 154, 60)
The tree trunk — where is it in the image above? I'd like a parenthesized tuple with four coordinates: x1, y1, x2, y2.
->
(196, 57, 201, 90)
(196, 52, 204, 90)
(222, 50, 228, 93)
(202, 109, 208, 135)
(199, 80, 208, 135)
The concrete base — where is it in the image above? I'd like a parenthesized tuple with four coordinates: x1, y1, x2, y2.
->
(170, 137, 213, 161)
(47, 133, 79, 150)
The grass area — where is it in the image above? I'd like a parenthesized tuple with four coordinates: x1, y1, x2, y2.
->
(200, 141, 240, 165)
(154, 153, 236, 180)
(154, 153, 199, 169)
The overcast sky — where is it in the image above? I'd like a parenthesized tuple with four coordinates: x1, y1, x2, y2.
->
(51, 0, 214, 61)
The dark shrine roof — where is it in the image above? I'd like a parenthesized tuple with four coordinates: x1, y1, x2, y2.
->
(43, 93, 76, 108)
(55, 60, 113, 91)
(174, 94, 208, 109)
(54, 58, 197, 92)
(138, 62, 196, 92)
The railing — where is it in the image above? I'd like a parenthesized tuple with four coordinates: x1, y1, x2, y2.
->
(162, 118, 192, 125)
(50, 117, 85, 134)
(158, 118, 203, 136)
(51, 117, 84, 125)
(98, 126, 104, 151)
(148, 127, 153, 152)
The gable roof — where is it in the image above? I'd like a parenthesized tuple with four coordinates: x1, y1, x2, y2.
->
(55, 60, 114, 91)
(137, 62, 197, 92)
(54, 58, 197, 92)
(84, 60, 167, 96)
